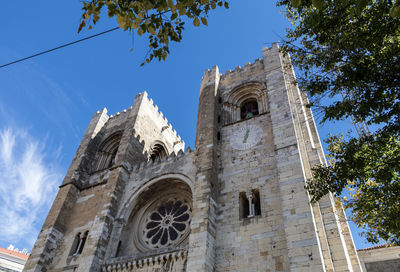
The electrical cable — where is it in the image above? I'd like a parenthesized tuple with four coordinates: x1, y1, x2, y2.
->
(0, 27, 119, 69)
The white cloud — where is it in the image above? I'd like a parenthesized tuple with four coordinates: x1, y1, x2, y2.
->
(0, 128, 61, 248)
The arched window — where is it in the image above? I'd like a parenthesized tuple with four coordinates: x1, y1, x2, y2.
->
(69, 232, 81, 256)
(240, 99, 259, 119)
(69, 231, 89, 256)
(239, 189, 261, 219)
(149, 143, 168, 161)
(221, 81, 267, 125)
(118, 179, 192, 256)
(95, 132, 122, 171)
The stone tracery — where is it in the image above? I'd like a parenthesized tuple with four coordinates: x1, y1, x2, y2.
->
(94, 131, 123, 171)
(116, 179, 192, 257)
(143, 198, 191, 248)
(221, 81, 268, 125)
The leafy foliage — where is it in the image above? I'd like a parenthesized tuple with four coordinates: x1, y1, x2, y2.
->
(277, 0, 400, 244)
(307, 133, 400, 244)
(79, 0, 229, 65)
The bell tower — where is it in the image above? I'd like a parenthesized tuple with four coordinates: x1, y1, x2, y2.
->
(187, 43, 362, 271)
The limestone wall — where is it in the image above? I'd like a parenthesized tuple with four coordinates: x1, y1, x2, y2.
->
(216, 113, 288, 271)
(24, 91, 186, 272)
(358, 246, 400, 272)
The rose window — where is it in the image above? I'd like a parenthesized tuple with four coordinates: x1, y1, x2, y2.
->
(132, 191, 192, 252)
(143, 200, 191, 248)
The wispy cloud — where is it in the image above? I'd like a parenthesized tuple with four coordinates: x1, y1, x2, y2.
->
(0, 128, 61, 249)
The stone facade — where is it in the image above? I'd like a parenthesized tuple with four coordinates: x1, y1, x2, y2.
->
(358, 245, 400, 272)
(24, 44, 363, 272)
(0, 247, 29, 271)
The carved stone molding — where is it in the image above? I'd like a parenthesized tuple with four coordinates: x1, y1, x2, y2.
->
(102, 249, 188, 272)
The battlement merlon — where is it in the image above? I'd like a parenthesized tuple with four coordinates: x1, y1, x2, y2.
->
(202, 44, 280, 84)
(132, 91, 185, 155)
(134, 146, 193, 172)
(91, 91, 184, 151)
(200, 65, 220, 94)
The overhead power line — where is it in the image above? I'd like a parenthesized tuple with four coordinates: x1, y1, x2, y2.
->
(0, 27, 119, 69)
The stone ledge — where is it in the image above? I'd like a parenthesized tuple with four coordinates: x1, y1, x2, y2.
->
(102, 248, 188, 272)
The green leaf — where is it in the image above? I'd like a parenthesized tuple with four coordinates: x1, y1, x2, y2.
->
(390, 6, 400, 17)
(193, 17, 200, 27)
(291, 0, 301, 8)
(80, 0, 225, 65)
(116, 14, 126, 28)
(311, 0, 324, 9)
(148, 25, 156, 35)
(78, 21, 86, 33)
(131, 21, 139, 29)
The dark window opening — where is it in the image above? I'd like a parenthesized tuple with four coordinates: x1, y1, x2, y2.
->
(107, 148, 118, 168)
(239, 190, 261, 219)
(218, 97, 222, 104)
(70, 231, 89, 256)
(78, 231, 88, 254)
(95, 132, 122, 171)
(69, 232, 81, 256)
(217, 132, 221, 141)
(252, 189, 261, 216)
(240, 100, 259, 120)
(217, 115, 221, 123)
(115, 240, 122, 257)
(239, 192, 249, 219)
(150, 143, 168, 161)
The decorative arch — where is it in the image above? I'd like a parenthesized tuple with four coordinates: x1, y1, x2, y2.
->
(114, 174, 194, 257)
(118, 173, 194, 221)
(149, 141, 168, 161)
(94, 131, 122, 171)
(222, 81, 268, 125)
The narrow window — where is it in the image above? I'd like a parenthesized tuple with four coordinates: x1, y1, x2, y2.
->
(95, 132, 122, 171)
(240, 99, 259, 120)
(70, 231, 89, 256)
(115, 240, 122, 257)
(252, 189, 261, 216)
(239, 192, 249, 219)
(78, 231, 88, 254)
(217, 132, 221, 141)
(69, 233, 81, 256)
(150, 143, 168, 161)
(239, 190, 261, 220)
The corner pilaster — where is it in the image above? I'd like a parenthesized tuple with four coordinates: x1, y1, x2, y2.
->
(187, 66, 220, 271)
(262, 44, 325, 271)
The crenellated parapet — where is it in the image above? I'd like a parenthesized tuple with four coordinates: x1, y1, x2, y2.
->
(138, 92, 184, 153)
(133, 146, 193, 173)
(221, 58, 263, 79)
(218, 57, 265, 96)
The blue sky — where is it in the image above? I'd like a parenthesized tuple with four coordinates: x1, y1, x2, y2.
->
(0, 1, 373, 251)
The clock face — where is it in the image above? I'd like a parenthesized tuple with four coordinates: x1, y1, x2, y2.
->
(230, 124, 263, 150)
